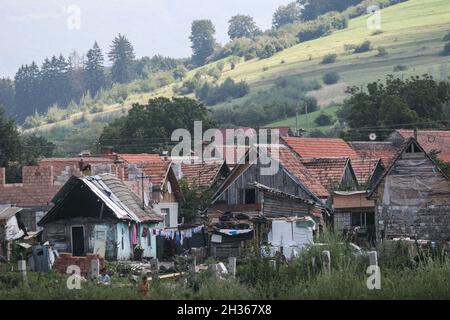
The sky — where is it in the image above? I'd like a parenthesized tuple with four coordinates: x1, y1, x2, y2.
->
(0, 0, 292, 78)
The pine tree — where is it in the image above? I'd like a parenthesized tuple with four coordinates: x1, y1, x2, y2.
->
(14, 62, 41, 121)
(85, 42, 106, 95)
(108, 34, 136, 84)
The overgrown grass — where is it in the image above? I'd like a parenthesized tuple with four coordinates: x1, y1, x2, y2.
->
(2, 234, 449, 300)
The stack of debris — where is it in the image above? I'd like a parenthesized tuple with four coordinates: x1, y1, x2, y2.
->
(52, 253, 104, 276)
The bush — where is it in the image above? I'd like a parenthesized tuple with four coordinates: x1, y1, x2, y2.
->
(376, 46, 388, 57)
(443, 31, 450, 42)
(297, 12, 348, 42)
(323, 72, 340, 85)
(322, 54, 337, 64)
(443, 42, 450, 56)
(353, 40, 372, 53)
(393, 64, 408, 72)
(196, 78, 250, 106)
(315, 113, 334, 126)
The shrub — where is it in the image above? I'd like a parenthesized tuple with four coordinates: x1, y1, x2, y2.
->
(323, 72, 340, 85)
(297, 12, 348, 43)
(377, 46, 388, 57)
(443, 42, 450, 56)
(443, 31, 450, 42)
(393, 64, 408, 72)
(315, 113, 334, 126)
(353, 40, 372, 53)
(322, 54, 337, 64)
(196, 78, 250, 106)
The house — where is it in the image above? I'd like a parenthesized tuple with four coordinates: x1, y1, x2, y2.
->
(207, 144, 329, 257)
(387, 129, 450, 163)
(38, 174, 163, 261)
(348, 141, 401, 168)
(350, 158, 384, 189)
(368, 138, 450, 241)
(0, 206, 27, 261)
(300, 157, 358, 192)
(179, 160, 230, 191)
(282, 137, 359, 158)
(118, 155, 181, 229)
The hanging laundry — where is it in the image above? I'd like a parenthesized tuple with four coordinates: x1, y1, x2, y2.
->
(131, 224, 138, 245)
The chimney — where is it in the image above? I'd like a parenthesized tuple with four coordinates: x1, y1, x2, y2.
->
(413, 128, 418, 140)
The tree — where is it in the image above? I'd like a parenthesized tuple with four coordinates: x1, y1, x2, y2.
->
(99, 97, 216, 153)
(0, 78, 15, 117)
(315, 113, 333, 126)
(85, 41, 106, 95)
(14, 62, 41, 122)
(190, 20, 216, 67)
(228, 15, 261, 40)
(272, 2, 302, 28)
(108, 34, 136, 83)
(20, 134, 56, 165)
(443, 42, 450, 56)
(179, 177, 212, 223)
(298, 0, 363, 21)
(0, 107, 20, 168)
(338, 75, 450, 140)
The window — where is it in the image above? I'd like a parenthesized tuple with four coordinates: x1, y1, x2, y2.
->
(161, 208, 170, 227)
(406, 142, 421, 153)
(147, 231, 152, 247)
(351, 212, 375, 228)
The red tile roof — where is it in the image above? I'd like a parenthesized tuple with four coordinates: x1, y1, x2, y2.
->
(300, 158, 350, 190)
(394, 129, 450, 163)
(347, 141, 400, 167)
(118, 154, 162, 163)
(261, 145, 330, 198)
(350, 158, 381, 185)
(282, 137, 359, 158)
(181, 162, 226, 189)
(136, 161, 171, 187)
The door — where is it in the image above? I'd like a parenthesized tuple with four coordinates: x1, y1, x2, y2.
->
(71, 226, 85, 256)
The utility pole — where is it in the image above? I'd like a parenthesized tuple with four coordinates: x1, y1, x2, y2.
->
(140, 172, 150, 210)
(295, 107, 299, 136)
(305, 100, 310, 137)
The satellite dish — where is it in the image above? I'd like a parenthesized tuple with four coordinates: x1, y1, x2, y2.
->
(369, 133, 377, 141)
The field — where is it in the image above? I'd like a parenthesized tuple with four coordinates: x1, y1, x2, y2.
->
(1, 235, 449, 300)
(23, 0, 450, 152)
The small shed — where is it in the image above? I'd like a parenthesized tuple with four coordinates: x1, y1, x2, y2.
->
(0, 206, 28, 261)
(38, 174, 163, 261)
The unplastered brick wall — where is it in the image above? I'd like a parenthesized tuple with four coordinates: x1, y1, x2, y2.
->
(52, 252, 105, 276)
(0, 164, 130, 208)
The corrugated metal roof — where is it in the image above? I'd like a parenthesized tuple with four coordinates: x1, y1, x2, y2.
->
(0, 207, 22, 223)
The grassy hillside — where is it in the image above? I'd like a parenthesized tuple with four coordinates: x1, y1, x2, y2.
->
(25, 0, 450, 153)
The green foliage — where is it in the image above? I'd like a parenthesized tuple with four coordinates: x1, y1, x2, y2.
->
(322, 53, 337, 64)
(315, 113, 334, 126)
(85, 41, 106, 96)
(297, 12, 348, 42)
(272, 2, 302, 28)
(353, 40, 372, 53)
(228, 15, 261, 40)
(376, 46, 388, 57)
(429, 150, 450, 177)
(298, 0, 364, 21)
(179, 177, 212, 223)
(393, 64, 408, 72)
(108, 34, 136, 84)
(442, 31, 450, 42)
(338, 75, 450, 140)
(0, 108, 21, 167)
(443, 42, 450, 56)
(323, 71, 340, 85)
(196, 78, 250, 106)
(190, 20, 217, 67)
(99, 97, 216, 153)
(212, 77, 319, 127)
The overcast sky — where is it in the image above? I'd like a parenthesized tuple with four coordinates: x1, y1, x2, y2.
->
(0, 0, 292, 78)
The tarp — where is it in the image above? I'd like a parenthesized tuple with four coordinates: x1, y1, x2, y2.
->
(268, 219, 314, 259)
(5, 215, 25, 241)
(218, 229, 253, 236)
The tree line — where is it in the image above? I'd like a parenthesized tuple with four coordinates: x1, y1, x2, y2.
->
(0, 34, 184, 123)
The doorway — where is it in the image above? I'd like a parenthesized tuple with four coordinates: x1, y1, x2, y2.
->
(71, 226, 85, 256)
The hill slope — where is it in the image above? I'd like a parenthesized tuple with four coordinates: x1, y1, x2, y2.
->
(26, 0, 450, 152)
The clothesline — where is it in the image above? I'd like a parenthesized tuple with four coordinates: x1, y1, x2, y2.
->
(150, 225, 204, 245)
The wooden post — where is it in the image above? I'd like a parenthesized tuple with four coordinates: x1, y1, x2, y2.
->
(190, 255, 197, 274)
(322, 250, 331, 275)
(150, 258, 159, 272)
(368, 251, 378, 266)
(311, 256, 317, 273)
(228, 257, 237, 278)
(18, 259, 27, 283)
(90, 258, 100, 279)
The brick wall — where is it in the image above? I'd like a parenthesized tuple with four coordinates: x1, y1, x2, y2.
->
(52, 252, 105, 276)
